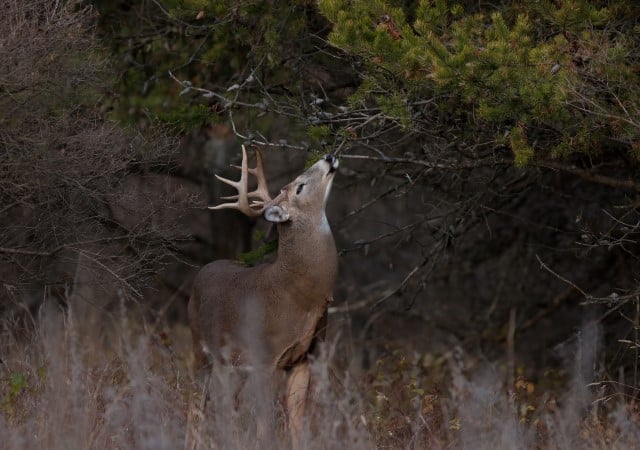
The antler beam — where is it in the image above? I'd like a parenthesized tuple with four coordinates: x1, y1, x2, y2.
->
(209, 145, 273, 217)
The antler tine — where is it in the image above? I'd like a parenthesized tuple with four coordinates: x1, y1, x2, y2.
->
(208, 145, 272, 216)
(247, 148, 272, 206)
(209, 145, 252, 214)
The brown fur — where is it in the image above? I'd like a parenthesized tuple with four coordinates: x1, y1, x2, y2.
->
(188, 152, 339, 447)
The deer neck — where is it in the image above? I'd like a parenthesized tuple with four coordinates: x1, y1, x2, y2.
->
(269, 212, 337, 289)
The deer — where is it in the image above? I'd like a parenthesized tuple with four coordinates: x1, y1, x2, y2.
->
(188, 145, 339, 448)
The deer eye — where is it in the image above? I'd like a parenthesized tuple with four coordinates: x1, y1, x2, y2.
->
(296, 183, 305, 195)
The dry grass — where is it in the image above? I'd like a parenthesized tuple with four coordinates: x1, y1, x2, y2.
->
(1, 304, 639, 449)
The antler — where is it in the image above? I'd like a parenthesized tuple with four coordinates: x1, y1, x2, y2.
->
(209, 145, 273, 216)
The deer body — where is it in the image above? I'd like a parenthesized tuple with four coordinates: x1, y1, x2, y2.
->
(188, 146, 339, 447)
(189, 226, 337, 369)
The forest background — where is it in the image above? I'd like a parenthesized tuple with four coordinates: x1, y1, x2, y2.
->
(2, 1, 640, 448)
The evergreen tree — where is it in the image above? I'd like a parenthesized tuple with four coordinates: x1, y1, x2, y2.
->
(318, 0, 640, 168)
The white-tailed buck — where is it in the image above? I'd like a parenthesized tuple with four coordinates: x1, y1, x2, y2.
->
(188, 145, 339, 447)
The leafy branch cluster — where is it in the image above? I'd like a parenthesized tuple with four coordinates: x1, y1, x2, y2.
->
(320, 0, 640, 165)
(156, 1, 640, 199)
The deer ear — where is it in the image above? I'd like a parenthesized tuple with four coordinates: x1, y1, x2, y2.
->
(264, 205, 290, 223)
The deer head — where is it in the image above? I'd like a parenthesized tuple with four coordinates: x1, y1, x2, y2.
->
(188, 145, 339, 449)
(210, 145, 338, 228)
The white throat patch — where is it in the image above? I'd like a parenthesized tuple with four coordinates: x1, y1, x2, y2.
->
(323, 177, 334, 207)
(319, 212, 331, 234)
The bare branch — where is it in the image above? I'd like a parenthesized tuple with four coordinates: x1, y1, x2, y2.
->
(536, 255, 589, 299)
(535, 161, 640, 192)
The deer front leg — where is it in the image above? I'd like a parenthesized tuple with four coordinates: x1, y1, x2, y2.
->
(286, 360, 310, 449)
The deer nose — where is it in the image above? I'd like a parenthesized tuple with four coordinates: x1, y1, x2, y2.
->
(325, 154, 339, 173)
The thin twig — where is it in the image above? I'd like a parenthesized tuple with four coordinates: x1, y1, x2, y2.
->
(75, 249, 142, 298)
(536, 255, 589, 298)
(338, 220, 422, 255)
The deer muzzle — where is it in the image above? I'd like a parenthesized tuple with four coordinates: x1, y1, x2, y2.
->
(324, 154, 339, 174)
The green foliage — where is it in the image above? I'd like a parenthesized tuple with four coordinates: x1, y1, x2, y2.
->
(303, 150, 327, 169)
(156, 104, 212, 133)
(236, 229, 277, 266)
(308, 124, 331, 141)
(510, 124, 534, 166)
(8, 372, 27, 397)
(377, 93, 412, 128)
(2, 372, 30, 420)
(318, 0, 640, 163)
(94, 0, 327, 132)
